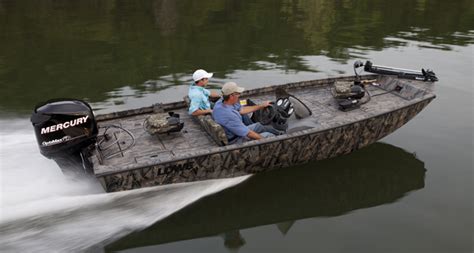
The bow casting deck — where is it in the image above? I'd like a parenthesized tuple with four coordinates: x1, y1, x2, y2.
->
(91, 75, 435, 192)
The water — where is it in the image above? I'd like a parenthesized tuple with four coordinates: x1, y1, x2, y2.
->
(107, 142, 428, 252)
(0, 0, 473, 252)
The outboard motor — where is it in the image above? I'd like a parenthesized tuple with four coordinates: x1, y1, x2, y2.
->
(31, 99, 98, 177)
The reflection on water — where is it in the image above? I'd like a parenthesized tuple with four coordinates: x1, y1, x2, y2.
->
(0, 0, 472, 112)
(106, 142, 426, 252)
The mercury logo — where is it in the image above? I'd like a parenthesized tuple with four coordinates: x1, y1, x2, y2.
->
(40, 116, 89, 135)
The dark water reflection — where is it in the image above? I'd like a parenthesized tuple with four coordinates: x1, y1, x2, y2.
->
(0, 0, 472, 112)
(106, 143, 425, 252)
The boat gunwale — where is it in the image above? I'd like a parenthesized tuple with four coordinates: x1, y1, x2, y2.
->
(94, 86, 436, 177)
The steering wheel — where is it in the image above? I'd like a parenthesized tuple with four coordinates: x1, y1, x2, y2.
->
(258, 104, 276, 125)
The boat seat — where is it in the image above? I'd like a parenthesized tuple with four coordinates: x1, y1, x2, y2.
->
(183, 96, 228, 146)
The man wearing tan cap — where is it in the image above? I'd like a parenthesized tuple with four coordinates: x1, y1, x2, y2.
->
(213, 82, 280, 144)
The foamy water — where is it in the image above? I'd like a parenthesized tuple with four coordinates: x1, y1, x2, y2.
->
(0, 117, 250, 252)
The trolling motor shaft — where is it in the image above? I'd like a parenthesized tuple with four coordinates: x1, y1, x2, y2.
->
(354, 60, 438, 82)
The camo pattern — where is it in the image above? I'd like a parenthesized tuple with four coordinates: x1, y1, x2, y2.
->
(98, 97, 434, 192)
(192, 115, 228, 146)
(333, 81, 353, 98)
(143, 113, 177, 135)
(182, 95, 228, 146)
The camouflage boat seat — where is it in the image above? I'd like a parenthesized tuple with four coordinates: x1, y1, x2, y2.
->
(183, 96, 228, 146)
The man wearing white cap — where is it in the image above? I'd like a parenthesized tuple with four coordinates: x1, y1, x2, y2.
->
(188, 69, 220, 116)
(213, 82, 280, 144)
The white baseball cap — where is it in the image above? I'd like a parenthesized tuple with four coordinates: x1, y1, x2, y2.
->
(192, 69, 213, 82)
(222, 82, 245, 95)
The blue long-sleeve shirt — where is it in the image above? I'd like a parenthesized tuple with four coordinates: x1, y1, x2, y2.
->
(212, 99, 248, 140)
(188, 83, 211, 115)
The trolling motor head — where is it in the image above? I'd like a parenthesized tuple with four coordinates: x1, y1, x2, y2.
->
(421, 68, 438, 82)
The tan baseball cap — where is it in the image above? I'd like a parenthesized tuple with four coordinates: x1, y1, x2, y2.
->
(222, 82, 245, 95)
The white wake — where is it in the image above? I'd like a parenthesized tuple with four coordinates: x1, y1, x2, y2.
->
(0, 118, 249, 252)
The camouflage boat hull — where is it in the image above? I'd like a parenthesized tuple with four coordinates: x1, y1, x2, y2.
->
(94, 75, 435, 192)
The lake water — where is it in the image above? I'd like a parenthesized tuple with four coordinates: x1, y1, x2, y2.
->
(0, 1, 472, 252)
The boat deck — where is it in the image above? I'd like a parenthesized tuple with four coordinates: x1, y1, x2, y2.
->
(91, 76, 434, 175)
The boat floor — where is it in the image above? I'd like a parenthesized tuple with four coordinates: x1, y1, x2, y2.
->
(92, 77, 433, 174)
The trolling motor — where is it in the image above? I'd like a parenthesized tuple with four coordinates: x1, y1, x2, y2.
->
(335, 60, 437, 111)
(354, 60, 438, 82)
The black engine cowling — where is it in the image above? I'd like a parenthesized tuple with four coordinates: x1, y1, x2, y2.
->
(31, 99, 98, 162)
